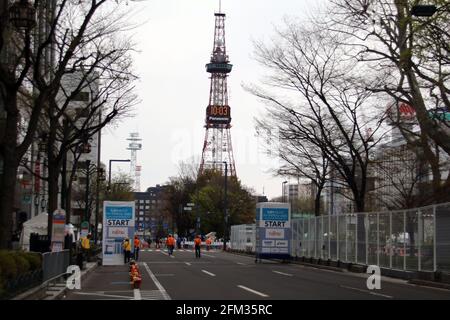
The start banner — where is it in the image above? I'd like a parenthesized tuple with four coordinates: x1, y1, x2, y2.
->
(102, 201, 135, 266)
(255, 202, 291, 260)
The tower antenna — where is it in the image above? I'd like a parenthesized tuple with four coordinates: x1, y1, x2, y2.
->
(126, 132, 143, 191)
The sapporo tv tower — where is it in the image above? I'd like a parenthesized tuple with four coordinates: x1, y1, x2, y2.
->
(199, 7, 237, 177)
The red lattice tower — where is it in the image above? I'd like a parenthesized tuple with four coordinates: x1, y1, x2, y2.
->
(199, 11, 236, 177)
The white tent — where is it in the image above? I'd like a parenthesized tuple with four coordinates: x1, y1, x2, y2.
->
(19, 212, 48, 251)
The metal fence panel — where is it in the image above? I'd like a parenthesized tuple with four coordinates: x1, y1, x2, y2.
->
(406, 209, 419, 271)
(42, 250, 70, 282)
(330, 215, 338, 260)
(378, 212, 390, 268)
(390, 211, 405, 270)
(436, 203, 450, 272)
(367, 213, 378, 266)
(421, 207, 435, 271)
(338, 215, 346, 262)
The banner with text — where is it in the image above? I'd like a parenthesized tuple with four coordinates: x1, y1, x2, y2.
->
(102, 201, 135, 266)
(255, 203, 291, 259)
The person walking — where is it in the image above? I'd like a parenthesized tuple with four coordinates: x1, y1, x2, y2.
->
(166, 234, 175, 255)
(194, 235, 202, 258)
(122, 238, 132, 264)
(134, 235, 141, 261)
(80, 233, 91, 262)
(206, 237, 212, 251)
(176, 236, 182, 250)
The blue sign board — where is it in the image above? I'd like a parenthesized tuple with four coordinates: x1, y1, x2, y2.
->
(255, 203, 291, 261)
(102, 201, 135, 266)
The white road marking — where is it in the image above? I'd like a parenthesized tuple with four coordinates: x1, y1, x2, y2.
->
(160, 250, 168, 256)
(340, 285, 393, 299)
(272, 270, 293, 277)
(237, 285, 269, 298)
(72, 292, 134, 300)
(202, 253, 215, 258)
(201, 270, 216, 277)
(143, 263, 171, 300)
(133, 289, 142, 300)
(170, 255, 175, 258)
(185, 262, 191, 266)
(236, 262, 246, 266)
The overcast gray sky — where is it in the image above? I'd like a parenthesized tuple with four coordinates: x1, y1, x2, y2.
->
(101, 0, 323, 199)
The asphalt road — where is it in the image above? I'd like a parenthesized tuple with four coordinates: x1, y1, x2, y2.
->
(63, 248, 450, 300)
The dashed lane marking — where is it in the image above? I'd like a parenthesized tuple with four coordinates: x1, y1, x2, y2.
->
(272, 270, 293, 277)
(201, 270, 216, 277)
(237, 285, 269, 298)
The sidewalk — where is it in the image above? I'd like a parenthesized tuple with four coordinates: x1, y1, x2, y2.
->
(13, 262, 98, 300)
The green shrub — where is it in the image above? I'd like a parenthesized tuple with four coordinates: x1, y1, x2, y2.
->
(17, 252, 41, 271)
(12, 254, 30, 275)
(0, 251, 17, 280)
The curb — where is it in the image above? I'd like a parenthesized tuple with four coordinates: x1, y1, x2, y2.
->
(408, 279, 450, 291)
(292, 260, 347, 273)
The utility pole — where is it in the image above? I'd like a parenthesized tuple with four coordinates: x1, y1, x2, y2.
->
(84, 160, 91, 223)
(94, 111, 102, 244)
(223, 161, 228, 251)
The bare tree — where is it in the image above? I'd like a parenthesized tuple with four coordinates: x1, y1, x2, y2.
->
(327, 0, 450, 159)
(0, 1, 139, 248)
(248, 21, 386, 212)
(255, 117, 329, 216)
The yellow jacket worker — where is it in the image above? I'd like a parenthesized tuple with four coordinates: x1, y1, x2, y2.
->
(123, 238, 132, 264)
(81, 236, 90, 250)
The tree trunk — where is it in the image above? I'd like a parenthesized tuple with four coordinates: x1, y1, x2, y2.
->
(0, 156, 18, 249)
(314, 190, 322, 216)
(47, 159, 60, 240)
(0, 95, 19, 249)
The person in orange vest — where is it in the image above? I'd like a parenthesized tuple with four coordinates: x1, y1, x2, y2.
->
(134, 235, 141, 261)
(206, 238, 212, 251)
(194, 235, 202, 258)
(166, 234, 175, 255)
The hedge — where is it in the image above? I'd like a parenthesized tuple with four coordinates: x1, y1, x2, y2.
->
(0, 250, 43, 299)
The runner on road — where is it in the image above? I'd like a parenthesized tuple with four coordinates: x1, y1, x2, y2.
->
(166, 234, 175, 255)
(194, 235, 202, 258)
(134, 235, 141, 261)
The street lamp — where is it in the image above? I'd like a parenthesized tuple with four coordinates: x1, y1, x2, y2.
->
(282, 181, 288, 203)
(9, 0, 36, 31)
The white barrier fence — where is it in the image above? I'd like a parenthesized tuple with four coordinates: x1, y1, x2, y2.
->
(230, 203, 450, 272)
(230, 224, 256, 252)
